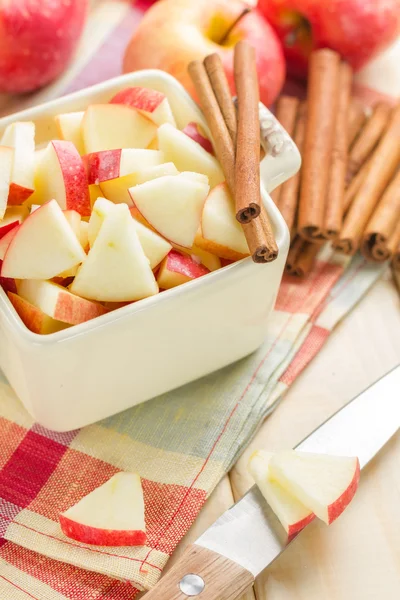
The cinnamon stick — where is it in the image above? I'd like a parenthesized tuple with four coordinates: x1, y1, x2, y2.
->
(361, 169, 400, 262)
(204, 53, 237, 148)
(234, 40, 262, 224)
(275, 101, 307, 237)
(334, 104, 400, 255)
(346, 102, 392, 184)
(270, 95, 300, 205)
(243, 207, 278, 263)
(348, 98, 368, 147)
(286, 236, 319, 277)
(298, 48, 340, 242)
(188, 60, 235, 192)
(323, 61, 353, 239)
(343, 154, 373, 213)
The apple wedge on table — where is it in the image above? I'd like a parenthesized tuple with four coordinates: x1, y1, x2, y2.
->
(111, 86, 176, 127)
(59, 472, 146, 546)
(17, 280, 107, 326)
(71, 203, 158, 302)
(2, 200, 86, 280)
(36, 140, 91, 216)
(1, 121, 35, 205)
(269, 451, 360, 525)
(129, 172, 209, 248)
(248, 450, 315, 541)
(157, 123, 224, 188)
(157, 249, 210, 289)
(82, 104, 157, 154)
(195, 183, 250, 261)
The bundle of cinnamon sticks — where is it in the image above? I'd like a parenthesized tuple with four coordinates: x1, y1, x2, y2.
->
(271, 48, 400, 278)
(188, 42, 278, 264)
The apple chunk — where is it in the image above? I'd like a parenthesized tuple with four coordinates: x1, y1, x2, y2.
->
(71, 204, 158, 302)
(0, 146, 14, 219)
(129, 173, 209, 248)
(1, 121, 35, 204)
(157, 123, 224, 188)
(197, 183, 249, 261)
(37, 141, 91, 216)
(8, 292, 69, 335)
(55, 111, 85, 155)
(182, 122, 214, 155)
(2, 200, 86, 280)
(269, 451, 360, 525)
(111, 87, 176, 127)
(82, 104, 157, 154)
(157, 250, 210, 289)
(248, 450, 315, 541)
(17, 280, 108, 326)
(135, 162, 179, 185)
(59, 472, 146, 546)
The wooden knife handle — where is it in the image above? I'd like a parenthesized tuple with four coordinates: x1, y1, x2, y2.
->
(144, 544, 254, 600)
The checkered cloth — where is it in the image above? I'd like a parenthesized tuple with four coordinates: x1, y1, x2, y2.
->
(0, 2, 396, 599)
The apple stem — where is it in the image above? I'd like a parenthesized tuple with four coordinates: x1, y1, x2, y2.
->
(219, 7, 251, 45)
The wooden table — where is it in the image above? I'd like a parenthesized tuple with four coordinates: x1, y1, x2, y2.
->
(168, 270, 400, 599)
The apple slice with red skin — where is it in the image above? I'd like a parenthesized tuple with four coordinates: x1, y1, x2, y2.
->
(248, 450, 315, 541)
(0, 206, 26, 240)
(82, 104, 157, 154)
(37, 141, 91, 216)
(59, 472, 146, 546)
(7, 291, 70, 334)
(17, 279, 108, 326)
(1, 121, 35, 205)
(129, 173, 209, 248)
(111, 87, 176, 127)
(269, 450, 360, 525)
(157, 249, 210, 289)
(2, 200, 86, 280)
(55, 111, 85, 155)
(182, 122, 214, 155)
(0, 226, 20, 260)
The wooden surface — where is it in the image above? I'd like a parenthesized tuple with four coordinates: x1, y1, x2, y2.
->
(168, 271, 400, 600)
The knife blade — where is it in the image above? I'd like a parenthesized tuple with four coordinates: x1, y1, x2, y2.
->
(144, 365, 400, 600)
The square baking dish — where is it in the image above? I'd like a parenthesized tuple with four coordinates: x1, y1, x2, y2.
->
(0, 70, 299, 431)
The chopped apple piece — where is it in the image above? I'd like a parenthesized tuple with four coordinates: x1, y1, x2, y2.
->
(111, 87, 176, 127)
(55, 111, 85, 155)
(129, 173, 209, 248)
(1, 122, 35, 204)
(36, 141, 90, 216)
(173, 244, 221, 271)
(248, 450, 315, 541)
(0, 226, 20, 260)
(0, 259, 17, 294)
(89, 183, 102, 208)
(71, 204, 158, 302)
(157, 123, 224, 188)
(2, 200, 86, 280)
(129, 206, 155, 231)
(17, 279, 108, 325)
(8, 292, 69, 335)
(135, 162, 179, 185)
(182, 122, 214, 155)
(0, 206, 28, 240)
(23, 148, 46, 208)
(82, 104, 157, 154)
(79, 221, 89, 252)
(157, 250, 210, 289)
(63, 210, 81, 237)
(59, 472, 146, 546)
(88, 197, 113, 247)
(269, 451, 360, 525)
(198, 183, 249, 261)
(0, 146, 14, 219)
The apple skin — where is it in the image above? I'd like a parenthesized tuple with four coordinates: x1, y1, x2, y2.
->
(123, 0, 285, 107)
(182, 123, 214, 155)
(59, 514, 147, 547)
(327, 459, 360, 524)
(0, 0, 89, 93)
(259, 0, 400, 78)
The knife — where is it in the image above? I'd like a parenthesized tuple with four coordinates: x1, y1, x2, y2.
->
(145, 365, 400, 600)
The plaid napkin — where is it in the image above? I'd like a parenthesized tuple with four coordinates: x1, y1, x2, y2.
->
(0, 2, 396, 599)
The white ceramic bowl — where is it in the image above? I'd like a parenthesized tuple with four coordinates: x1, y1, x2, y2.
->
(0, 71, 299, 431)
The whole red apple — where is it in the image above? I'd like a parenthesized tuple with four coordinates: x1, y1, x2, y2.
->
(0, 0, 89, 93)
(123, 0, 285, 107)
(259, 0, 400, 78)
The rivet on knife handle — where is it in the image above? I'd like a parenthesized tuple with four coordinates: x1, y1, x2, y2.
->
(144, 544, 254, 600)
